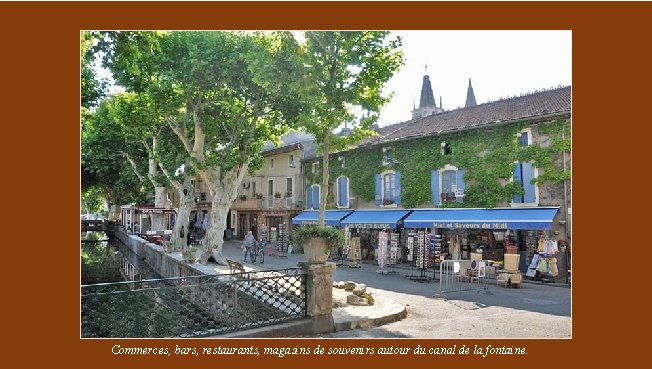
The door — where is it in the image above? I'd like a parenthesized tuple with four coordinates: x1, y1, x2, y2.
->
(238, 214, 248, 239)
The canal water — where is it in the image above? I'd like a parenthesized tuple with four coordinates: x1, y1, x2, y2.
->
(81, 231, 160, 285)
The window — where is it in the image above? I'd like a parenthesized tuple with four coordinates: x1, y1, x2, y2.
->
(270, 158, 274, 169)
(375, 171, 401, 206)
(289, 154, 295, 168)
(268, 179, 274, 197)
(251, 181, 256, 196)
(441, 141, 452, 155)
(518, 128, 532, 147)
(306, 184, 320, 209)
(336, 176, 349, 208)
(441, 170, 456, 193)
(512, 162, 537, 205)
(312, 162, 319, 174)
(383, 173, 395, 201)
(382, 147, 393, 165)
(286, 178, 293, 197)
(431, 165, 465, 205)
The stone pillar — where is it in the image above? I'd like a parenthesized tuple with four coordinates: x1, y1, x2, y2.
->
(299, 261, 336, 334)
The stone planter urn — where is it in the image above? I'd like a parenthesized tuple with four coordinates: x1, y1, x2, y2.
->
(303, 237, 330, 264)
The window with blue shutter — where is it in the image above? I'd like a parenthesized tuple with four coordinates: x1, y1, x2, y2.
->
(522, 163, 536, 203)
(306, 187, 313, 209)
(312, 185, 320, 209)
(337, 176, 349, 207)
(513, 163, 523, 203)
(394, 171, 402, 205)
(519, 132, 529, 147)
(513, 162, 536, 204)
(442, 170, 455, 193)
(431, 170, 440, 205)
(374, 174, 382, 206)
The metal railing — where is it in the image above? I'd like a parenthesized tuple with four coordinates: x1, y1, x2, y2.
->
(437, 259, 490, 294)
(81, 268, 306, 338)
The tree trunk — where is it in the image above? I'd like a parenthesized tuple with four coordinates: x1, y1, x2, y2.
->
(199, 163, 248, 265)
(200, 191, 231, 265)
(151, 186, 168, 231)
(171, 177, 195, 250)
(319, 131, 330, 227)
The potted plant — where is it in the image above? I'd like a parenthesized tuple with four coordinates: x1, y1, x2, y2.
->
(274, 192, 282, 198)
(292, 225, 345, 263)
(254, 193, 263, 199)
(182, 246, 198, 262)
(382, 198, 395, 206)
(239, 194, 248, 201)
(163, 241, 176, 253)
(285, 191, 292, 198)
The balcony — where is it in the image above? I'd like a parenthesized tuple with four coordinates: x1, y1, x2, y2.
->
(232, 196, 302, 210)
(232, 197, 262, 210)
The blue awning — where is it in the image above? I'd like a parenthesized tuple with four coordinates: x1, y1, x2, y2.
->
(340, 209, 412, 229)
(291, 210, 354, 227)
(403, 207, 559, 230)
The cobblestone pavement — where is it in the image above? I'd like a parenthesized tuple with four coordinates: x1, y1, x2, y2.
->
(215, 240, 572, 338)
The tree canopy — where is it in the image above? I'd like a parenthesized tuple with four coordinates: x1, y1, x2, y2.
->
(298, 31, 404, 226)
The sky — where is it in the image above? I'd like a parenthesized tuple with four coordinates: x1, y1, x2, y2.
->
(375, 30, 572, 127)
(97, 30, 572, 128)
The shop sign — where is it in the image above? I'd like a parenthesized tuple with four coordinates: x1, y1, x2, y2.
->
(432, 222, 508, 229)
(347, 223, 392, 229)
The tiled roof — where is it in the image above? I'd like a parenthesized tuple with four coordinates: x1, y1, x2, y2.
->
(360, 86, 571, 147)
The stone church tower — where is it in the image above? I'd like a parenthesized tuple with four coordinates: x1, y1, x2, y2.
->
(412, 70, 443, 119)
(465, 78, 477, 107)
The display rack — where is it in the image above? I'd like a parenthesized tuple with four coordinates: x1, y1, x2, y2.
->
(406, 230, 433, 282)
(346, 235, 361, 268)
(381, 232, 399, 274)
(276, 223, 289, 258)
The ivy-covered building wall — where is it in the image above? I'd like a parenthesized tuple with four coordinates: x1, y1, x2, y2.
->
(303, 115, 571, 238)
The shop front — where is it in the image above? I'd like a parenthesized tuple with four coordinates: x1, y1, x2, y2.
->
(339, 209, 412, 265)
(403, 207, 562, 280)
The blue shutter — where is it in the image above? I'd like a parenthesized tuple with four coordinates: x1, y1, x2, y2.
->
(374, 174, 382, 206)
(513, 163, 523, 203)
(338, 177, 348, 207)
(522, 163, 536, 203)
(431, 170, 440, 205)
(456, 168, 465, 203)
(306, 187, 313, 209)
(394, 171, 402, 205)
(312, 186, 321, 209)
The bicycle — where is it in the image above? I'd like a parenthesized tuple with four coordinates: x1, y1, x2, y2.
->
(250, 241, 265, 264)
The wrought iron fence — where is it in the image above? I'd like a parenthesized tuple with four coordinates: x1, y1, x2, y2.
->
(81, 268, 306, 338)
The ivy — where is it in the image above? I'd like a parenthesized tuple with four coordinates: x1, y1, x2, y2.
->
(305, 118, 570, 209)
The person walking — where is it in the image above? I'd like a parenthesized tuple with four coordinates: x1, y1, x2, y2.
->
(243, 230, 256, 262)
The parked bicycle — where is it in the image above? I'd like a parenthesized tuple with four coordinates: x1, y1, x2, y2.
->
(250, 241, 265, 264)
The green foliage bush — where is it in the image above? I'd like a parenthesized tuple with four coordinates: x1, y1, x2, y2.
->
(291, 225, 345, 252)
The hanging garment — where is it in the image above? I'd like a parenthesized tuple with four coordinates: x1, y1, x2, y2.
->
(550, 257, 559, 277)
(537, 239, 545, 253)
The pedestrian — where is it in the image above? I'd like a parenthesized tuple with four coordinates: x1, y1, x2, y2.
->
(243, 230, 256, 262)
